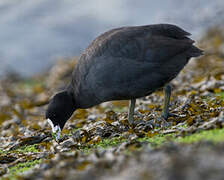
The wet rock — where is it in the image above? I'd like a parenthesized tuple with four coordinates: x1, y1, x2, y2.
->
(9, 135, 49, 150)
(0, 155, 17, 164)
(61, 139, 76, 149)
(0, 167, 7, 176)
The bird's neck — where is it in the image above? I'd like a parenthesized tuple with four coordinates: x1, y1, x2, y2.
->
(66, 84, 78, 109)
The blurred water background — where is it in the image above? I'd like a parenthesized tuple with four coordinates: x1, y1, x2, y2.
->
(0, 0, 224, 77)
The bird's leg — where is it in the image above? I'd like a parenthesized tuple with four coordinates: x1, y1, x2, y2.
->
(160, 84, 176, 127)
(128, 99, 136, 124)
(162, 84, 172, 120)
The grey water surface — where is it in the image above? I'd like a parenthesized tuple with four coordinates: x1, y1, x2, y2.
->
(0, 0, 223, 77)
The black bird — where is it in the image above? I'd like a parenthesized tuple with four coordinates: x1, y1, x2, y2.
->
(46, 24, 203, 140)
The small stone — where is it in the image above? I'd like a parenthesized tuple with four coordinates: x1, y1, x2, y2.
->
(61, 139, 75, 148)
(0, 167, 7, 176)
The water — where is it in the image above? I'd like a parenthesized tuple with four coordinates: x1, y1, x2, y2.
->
(0, 0, 224, 77)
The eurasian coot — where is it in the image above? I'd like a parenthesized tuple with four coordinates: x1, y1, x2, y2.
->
(46, 24, 203, 141)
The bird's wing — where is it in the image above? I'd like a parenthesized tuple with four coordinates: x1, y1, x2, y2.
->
(82, 24, 198, 63)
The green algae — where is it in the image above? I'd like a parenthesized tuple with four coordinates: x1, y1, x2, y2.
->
(139, 133, 175, 147)
(0, 149, 4, 154)
(139, 128, 224, 147)
(96, 137, 126, 148)
(13, 144, 40, 154)
(1, 159, 42, 180)
(177, 128, 224, 144)
(78, 127, 224, 152)
(9, 159, 42, 174)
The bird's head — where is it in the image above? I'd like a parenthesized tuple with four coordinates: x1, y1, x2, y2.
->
(46, 91, 75, 141)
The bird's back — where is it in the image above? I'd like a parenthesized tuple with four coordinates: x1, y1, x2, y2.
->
(70, 24, 203, 108)
(82, 24, 200, 60)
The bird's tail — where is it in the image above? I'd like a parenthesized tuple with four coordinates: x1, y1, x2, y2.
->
(187, 45, 204, 58)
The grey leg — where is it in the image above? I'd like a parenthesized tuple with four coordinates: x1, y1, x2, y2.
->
(162, 84, 172, 120)
(128, 99, 136, 124)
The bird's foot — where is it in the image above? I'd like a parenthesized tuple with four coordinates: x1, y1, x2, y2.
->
(158, 117, 172, 128)
(128, 117, 134, 126)
(157, 112, 175, 128)
(162, 112, 179, 120)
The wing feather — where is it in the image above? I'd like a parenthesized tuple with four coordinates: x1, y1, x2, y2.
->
(82, 24, 200, 62)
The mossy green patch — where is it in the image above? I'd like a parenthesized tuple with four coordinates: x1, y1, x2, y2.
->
(0, 145, 40, 158)
(13, 144, 40, 154)
(79, 128, 224, 153)
(77, 137, 126, 154)
(4, 159, 42, 179)
(177, 128, 224, 143)
(0, 148, 4, 154)
(218, 92, 224, 99)
(178, 123, 188, 129)
(138, 134, 175, 147)
(96, 137, 126, 148)
(137, 128, 224, 147)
